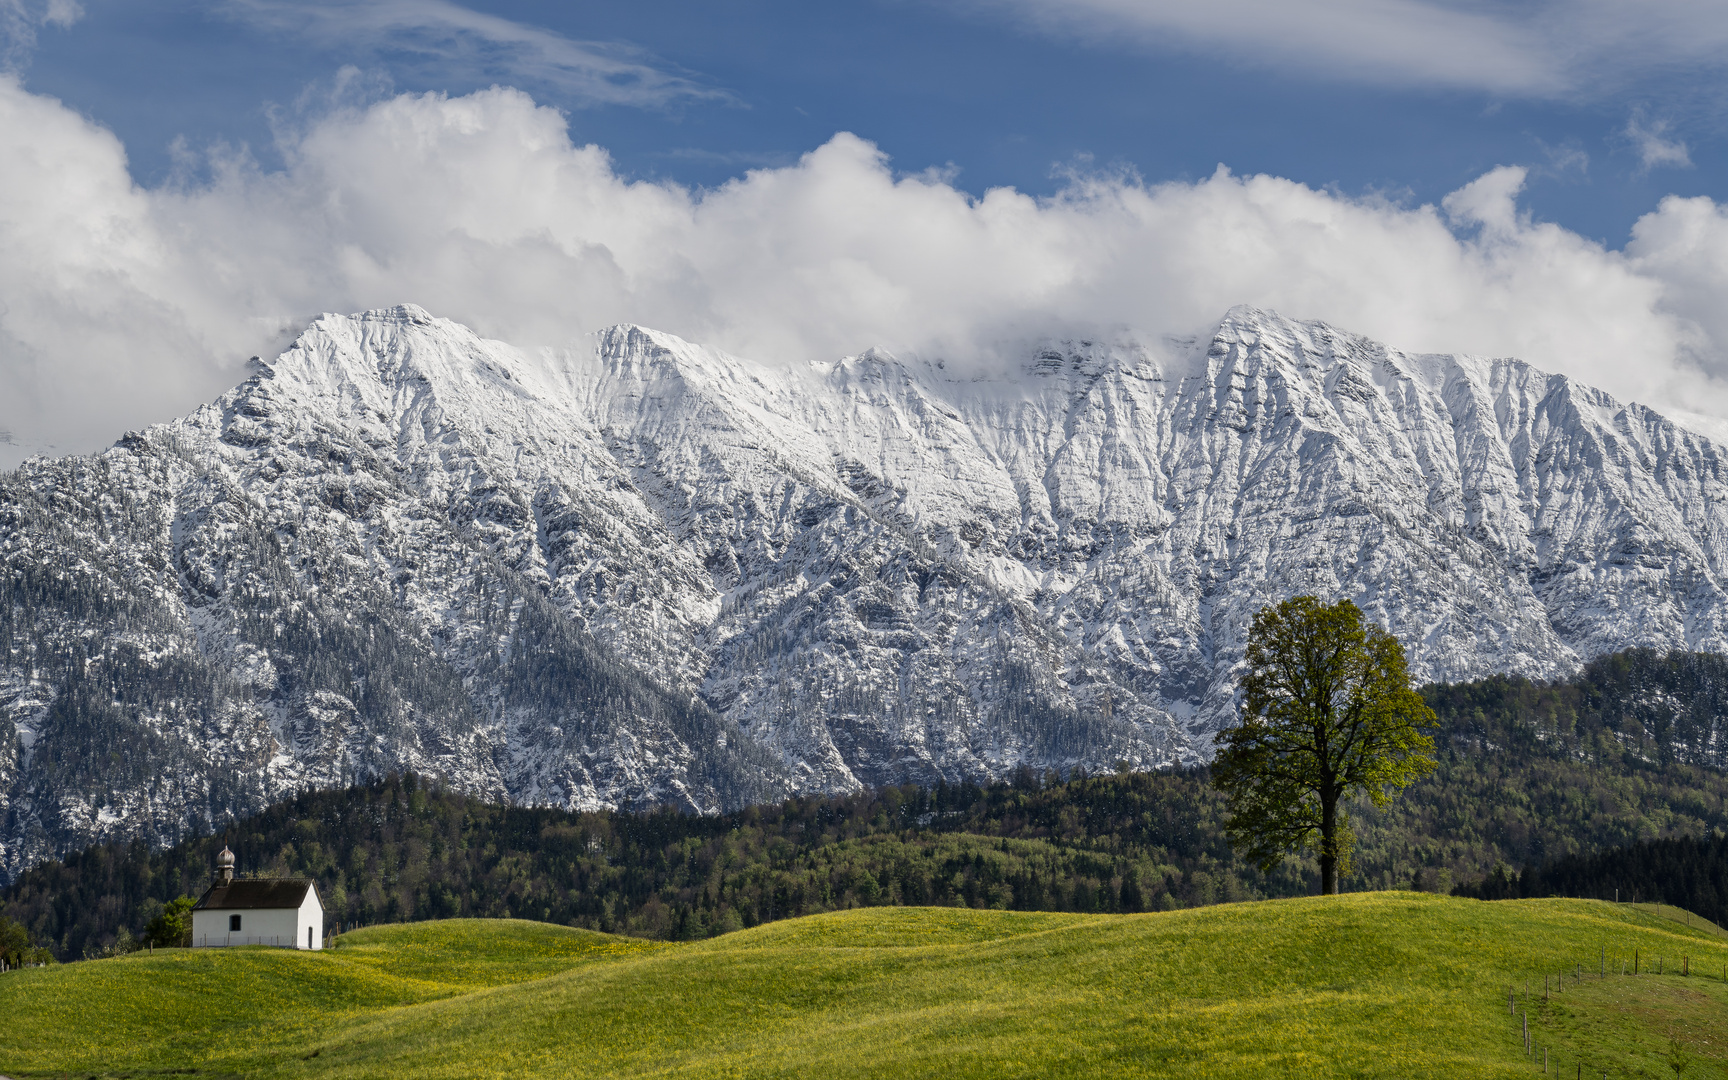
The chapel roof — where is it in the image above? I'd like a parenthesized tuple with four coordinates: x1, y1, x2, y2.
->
(194, 878, 318, 911)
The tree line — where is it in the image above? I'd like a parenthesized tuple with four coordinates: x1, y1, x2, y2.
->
(2, 768, 1269, 959)
(6, 644, 1728, 961)
(1455, 832, 1728, 926)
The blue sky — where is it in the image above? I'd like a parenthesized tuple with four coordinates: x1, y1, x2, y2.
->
(7, 0, 1728, 461)
(19, 0, 1724, 244)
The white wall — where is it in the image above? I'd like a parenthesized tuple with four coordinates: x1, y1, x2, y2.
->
(191, 885, 324, 949)
(192, 905, 297, 947)
(300, 885, 325, 951)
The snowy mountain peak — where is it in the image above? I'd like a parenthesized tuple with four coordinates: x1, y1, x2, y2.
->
(8, 303, 1728, 878)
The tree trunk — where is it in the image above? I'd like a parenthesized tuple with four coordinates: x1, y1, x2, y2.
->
(1319, 789, 1338, 895)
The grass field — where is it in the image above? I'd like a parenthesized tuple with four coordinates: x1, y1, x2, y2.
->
(2, 894, 1725, 1078)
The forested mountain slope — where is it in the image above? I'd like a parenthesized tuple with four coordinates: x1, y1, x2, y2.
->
(6, 649, 1725, 960)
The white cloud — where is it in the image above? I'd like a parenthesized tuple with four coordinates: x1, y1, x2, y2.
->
(1441, 165, 1531, 234)
(1625, 113, 1693, 172)
(221, 0, 728, 109)
(952, 0, 1728, 99)
(4, 78, 1728, 465)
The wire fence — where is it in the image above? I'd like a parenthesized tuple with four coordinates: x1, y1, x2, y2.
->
(194, 935, 319, 949)
(1509, 910, 1727, 1077)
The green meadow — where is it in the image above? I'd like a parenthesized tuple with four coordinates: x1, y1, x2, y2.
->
(2, 894, 1725, 1079)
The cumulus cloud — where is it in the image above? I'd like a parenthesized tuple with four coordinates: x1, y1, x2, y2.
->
(4, 77, 1728, 465)
(955, 0, 1728, 99)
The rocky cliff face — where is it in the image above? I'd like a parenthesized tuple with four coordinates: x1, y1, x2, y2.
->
(7, 303, 1728, 879)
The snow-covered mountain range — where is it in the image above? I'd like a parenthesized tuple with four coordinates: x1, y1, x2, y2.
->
(6, 303, 1728, 879)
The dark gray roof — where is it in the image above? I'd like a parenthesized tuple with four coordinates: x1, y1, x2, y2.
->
(194, 878, 319, 911)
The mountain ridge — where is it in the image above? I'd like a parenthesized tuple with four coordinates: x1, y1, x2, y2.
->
(5, 302, 1728, 879)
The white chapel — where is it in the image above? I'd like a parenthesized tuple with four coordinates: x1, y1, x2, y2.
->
(190, 846, 325, 950)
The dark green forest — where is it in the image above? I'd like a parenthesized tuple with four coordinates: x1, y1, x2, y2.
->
(5, 646, 1728, 961)
(1455, 832, 1728, 927)
(1351, 647, 1728, 894)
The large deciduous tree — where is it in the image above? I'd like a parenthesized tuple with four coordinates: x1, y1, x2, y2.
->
(1212, 596, 1436, 895)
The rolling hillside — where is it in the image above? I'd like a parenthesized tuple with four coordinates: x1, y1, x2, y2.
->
(2, 896, 1725, 1078)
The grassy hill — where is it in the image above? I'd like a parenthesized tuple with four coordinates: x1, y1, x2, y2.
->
(3, 895, 1725, 1078)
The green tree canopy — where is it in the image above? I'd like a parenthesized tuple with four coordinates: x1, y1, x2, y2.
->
(145, 896, 196, 948)
(1212, 596, 1437, 894)
(0, 912, 54, 967)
